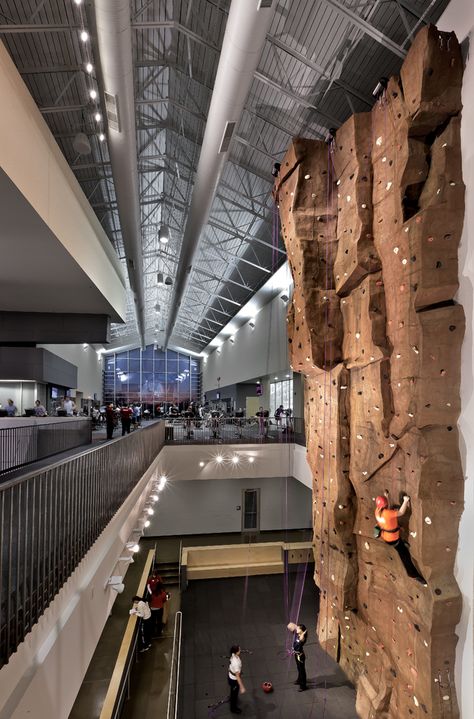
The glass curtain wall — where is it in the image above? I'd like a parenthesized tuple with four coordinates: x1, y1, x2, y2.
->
(103, 345, 201, 414)
(269, 379, 293, 416)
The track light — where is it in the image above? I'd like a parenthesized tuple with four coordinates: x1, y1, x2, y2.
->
(94, 112, 102, 122)
(215, 455, 224, 464)
(248, 457, 255, 464)
(159, 224, 169, 244)
(80, 30, 89, 42)
(89, 89, 97, 100)
(99, 133, 105, 142)
(147, 507, 154, 515)
(85, 62, 93, 74)
(106, 576, 125, 593)
(144, 520, 150, 528)
(74, 0, 83, 5)
(229, 336, 235, 344)
(126, 542, 140, 553)
(231, 455, 239, 465)
(372, 76, 388, 99)
(151, 494, 159, 502)
(199, 461, 205, 467)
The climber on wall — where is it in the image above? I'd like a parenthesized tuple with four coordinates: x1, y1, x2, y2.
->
(374, 491, 427, 586)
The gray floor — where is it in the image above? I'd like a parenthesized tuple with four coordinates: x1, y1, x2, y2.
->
(180, 573, 358, 719)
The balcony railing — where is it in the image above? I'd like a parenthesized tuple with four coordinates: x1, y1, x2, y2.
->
(0, 421, 164, 669)
(164, 416, 306, 446)
(0, 418, 92, 476)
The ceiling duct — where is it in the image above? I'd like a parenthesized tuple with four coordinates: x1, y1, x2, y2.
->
(163, 0, 276, 348)
(94, 0, 145, 347)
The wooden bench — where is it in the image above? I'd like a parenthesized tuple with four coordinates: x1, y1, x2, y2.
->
(182, 542, 285, 580)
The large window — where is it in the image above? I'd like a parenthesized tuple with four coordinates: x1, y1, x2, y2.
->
(269, 379, 293, 416)
(103, 345, 201, 413)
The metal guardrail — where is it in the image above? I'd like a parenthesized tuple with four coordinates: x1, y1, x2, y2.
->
(99, 549, 155, 719)
(164, 416, 306, 446)
(0, 421, 165, 669)
(0, 418, 92, 476)
(167, 610, 183, 719)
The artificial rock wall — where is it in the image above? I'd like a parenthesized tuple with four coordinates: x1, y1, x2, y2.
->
(274, 25, 465, 719)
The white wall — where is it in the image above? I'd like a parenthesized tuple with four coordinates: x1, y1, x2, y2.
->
(0, 454, 162, 719)
(153, 442, 312, 487)
(203, 293, 290, 391)
(39, 344, 103, 400)
(436, 6, 474, 717)
(145, 475, 311, 535)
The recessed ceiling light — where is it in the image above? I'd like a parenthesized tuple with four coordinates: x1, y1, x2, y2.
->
(80, 30, 89, 42)
(99, 133, 105, 142)
(89, 89, 97, 100)
(85, 62, 93, 74)
(94, 112, 102, 122)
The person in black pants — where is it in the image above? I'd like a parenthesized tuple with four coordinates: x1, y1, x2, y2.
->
(288, 623, 307, 691)
(105, 403, 116, 440)
(228, 645, 245, 714)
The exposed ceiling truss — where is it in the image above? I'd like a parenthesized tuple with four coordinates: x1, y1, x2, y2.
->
(0, 0, 450, 352)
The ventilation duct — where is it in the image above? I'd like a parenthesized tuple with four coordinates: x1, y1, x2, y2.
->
(94, 0, 145, 347)
(163, 0, 276, 348)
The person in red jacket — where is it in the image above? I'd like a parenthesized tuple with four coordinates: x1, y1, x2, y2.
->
(374, 491, 427, 585)
(149, 581, 168, 637)
(120, 405, 133, 436)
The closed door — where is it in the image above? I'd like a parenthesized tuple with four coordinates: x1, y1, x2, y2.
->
(242, 489, 260, 532)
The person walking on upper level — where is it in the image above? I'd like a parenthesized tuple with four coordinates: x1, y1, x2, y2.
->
(105, 403, 116, 440)
(5, 399, 17, 416)
(120, 405, 133, 435)
(34, 400, 47, 417)
(63, 397, 75, 416)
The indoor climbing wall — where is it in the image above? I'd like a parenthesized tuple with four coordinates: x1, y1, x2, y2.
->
(274, 25, 465, 719)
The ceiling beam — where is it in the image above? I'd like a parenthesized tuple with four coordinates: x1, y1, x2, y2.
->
(321, 0, 406, 59)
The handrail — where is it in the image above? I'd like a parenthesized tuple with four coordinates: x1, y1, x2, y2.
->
(99, 549, 155, 719)
(0, 421, 165, 668)
(0, 417, 92, 476)
(167, 610, 183, 719)
(0, 419, 162, 490)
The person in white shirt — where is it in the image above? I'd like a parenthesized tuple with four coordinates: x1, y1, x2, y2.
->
(228, 645, 245, 714)
(62, 397, 75, 416)
(129, 595, 152, 651)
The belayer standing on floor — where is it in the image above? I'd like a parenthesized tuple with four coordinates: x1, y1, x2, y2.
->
(374, 491, 427, 585)
(129, 595, 153, 652)
(228, 645, 245, 714)
(287, 622, 307, 691)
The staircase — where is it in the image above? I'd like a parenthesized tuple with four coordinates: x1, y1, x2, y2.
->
(154, 560, 180, 588)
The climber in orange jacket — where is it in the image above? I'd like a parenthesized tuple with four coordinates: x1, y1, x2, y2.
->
(374, 491, 427, 586)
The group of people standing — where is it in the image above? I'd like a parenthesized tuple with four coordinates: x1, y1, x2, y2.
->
(105, 403, 142, 439)
(129, 568, 169, 652)
(227, 623, 307, 714)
